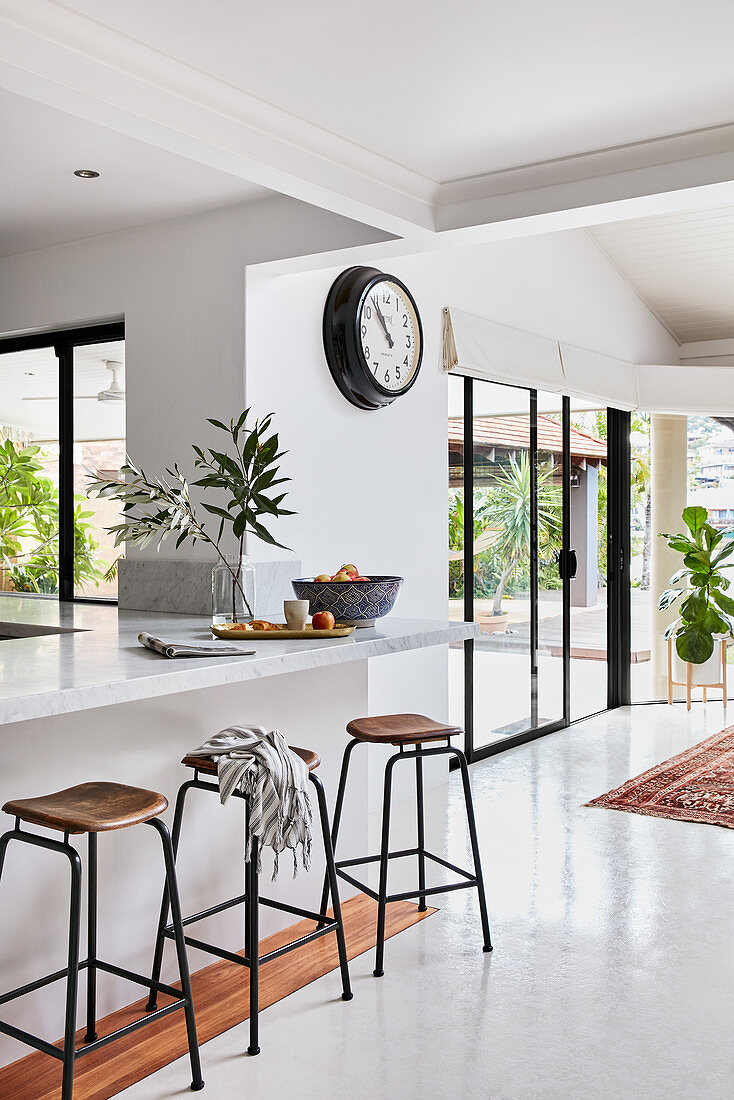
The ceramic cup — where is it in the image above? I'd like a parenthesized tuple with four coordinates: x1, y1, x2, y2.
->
(284, 599, 309, 630)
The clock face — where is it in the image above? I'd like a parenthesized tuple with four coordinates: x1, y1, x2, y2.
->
(322, 266, 423, 410)
(358, 279, 421, 394)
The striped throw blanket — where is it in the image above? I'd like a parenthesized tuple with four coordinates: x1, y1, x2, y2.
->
(187, 725, 313, 880)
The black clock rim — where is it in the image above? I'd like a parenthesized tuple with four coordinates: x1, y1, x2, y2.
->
(353, 272, 423, 399)
(322, 265, 423, 410)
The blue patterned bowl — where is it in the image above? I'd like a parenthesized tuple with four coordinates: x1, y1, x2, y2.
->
(291, 576, 403, 628)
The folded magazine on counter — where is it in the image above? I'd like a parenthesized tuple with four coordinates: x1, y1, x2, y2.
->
(138, 631, 255, 659)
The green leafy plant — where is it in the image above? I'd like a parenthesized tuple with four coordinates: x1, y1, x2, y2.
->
(0, 438, 107, 594)
(87, 409, 295, 620)
(658, 506, 734, 663)
(485, 454, 562, 615)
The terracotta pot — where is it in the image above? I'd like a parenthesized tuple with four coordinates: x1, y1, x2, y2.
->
(479, 612, 509, 634)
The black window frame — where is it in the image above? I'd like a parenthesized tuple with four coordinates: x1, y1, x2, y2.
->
(456, 375, 630, 763)
(0, 320, 125, 603)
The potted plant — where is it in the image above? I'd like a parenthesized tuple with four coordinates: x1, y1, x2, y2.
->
(88, 409, 294, 622)
(658, 506, 734, 693)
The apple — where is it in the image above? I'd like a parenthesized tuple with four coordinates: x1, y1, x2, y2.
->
(340, 563, 359, 576)
(314, 574, 332, 582)
(331, 572, 352, 582)
(355, 576, 371, 581)
(312, 610, 335, 630)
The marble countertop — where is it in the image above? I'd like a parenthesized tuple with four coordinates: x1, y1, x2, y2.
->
(0, 596, 479, 725)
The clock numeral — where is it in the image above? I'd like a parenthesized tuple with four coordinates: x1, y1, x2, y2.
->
(406, 334, 411, 348)
(396, 366, 401, 381)
(365, 305, 372, 319)
(402, 314, 408, 327)
(403, 355, 409, 367)
(361, 324, 367, 337)
(373, 362, 379, 373)
(384, 291, 391, 305)
(384, 371, 390, 385)
(364, 345, 370, 359)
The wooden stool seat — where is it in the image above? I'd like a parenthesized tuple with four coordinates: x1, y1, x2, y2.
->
(181, 746, 321, 774)
(2, 782, 168, 835)
(346, 713, 461, 746)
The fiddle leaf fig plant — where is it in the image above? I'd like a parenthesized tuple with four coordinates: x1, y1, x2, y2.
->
(87, 409, 295, 620)
(658, 506, 734, 664)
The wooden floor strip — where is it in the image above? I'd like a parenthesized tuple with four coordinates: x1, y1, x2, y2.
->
(0, 894, 434, 1099)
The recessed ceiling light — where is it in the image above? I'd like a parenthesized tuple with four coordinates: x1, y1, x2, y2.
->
(74, 169, 100, 178)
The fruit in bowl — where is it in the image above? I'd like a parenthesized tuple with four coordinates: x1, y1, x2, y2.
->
(292, 571, 403, 628)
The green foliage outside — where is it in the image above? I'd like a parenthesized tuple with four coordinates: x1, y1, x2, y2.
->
(449, 453, 562, 609)
(0, 438, 108, 594)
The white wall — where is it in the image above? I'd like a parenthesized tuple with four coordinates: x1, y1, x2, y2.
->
(245, 230, 679, 605)
(0, 194, 389, 561)
(245, 228, 678, 789)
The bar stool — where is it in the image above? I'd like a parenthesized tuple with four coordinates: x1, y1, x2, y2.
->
(321, 713, 492, 977)
(0, 781, 204, 1100)
(145, 745, 352, 1057)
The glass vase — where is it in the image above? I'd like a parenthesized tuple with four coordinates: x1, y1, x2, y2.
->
(212, 556, 256, 625)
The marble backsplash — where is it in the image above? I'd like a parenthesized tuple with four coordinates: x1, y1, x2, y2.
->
(118, 558, 302, 618)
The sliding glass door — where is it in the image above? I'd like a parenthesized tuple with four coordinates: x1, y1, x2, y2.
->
(449, 376, 626, 760)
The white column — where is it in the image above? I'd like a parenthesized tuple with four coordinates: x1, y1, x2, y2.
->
(650, 414, 688, 699)
(570, 463, 599, 607)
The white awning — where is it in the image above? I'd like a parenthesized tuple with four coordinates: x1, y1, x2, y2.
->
(443, 307, 734, 414)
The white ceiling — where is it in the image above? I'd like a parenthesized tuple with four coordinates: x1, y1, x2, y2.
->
(589, 206, 734, 344)
(0, 340, 125, 441)
(55, 0, 734, 182)
(0, 88, 269, 257)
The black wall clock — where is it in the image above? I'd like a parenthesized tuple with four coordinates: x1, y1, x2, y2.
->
(323, 265, 423, 410)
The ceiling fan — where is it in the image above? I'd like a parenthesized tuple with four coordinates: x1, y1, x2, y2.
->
(21, 361, 125, 403)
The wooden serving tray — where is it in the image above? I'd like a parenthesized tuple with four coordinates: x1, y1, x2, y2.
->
(211, 623, 355, 640)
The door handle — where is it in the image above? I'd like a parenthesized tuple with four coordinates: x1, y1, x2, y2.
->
(558, 549, 578, 581)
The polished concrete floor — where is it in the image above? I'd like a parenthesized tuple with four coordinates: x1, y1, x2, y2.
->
(123, 703, 734, 1099)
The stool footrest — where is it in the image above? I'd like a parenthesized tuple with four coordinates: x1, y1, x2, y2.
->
(0, 959, 91, 1007)
(161, 892, 341, 967)
(76, 999, 185, 1058)
(0, 959, 189, 1066)
(0, 1020, 66, 1061)
(334, 846, 478, 905)
(95, 959, 185, 1001)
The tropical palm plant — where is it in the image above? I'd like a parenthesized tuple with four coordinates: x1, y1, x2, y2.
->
(485, 453, 562, 615)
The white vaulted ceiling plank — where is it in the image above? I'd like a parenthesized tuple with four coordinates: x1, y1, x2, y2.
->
(591, 205, 734, 342)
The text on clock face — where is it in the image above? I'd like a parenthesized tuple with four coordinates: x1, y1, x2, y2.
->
(358, 279, 421, 392)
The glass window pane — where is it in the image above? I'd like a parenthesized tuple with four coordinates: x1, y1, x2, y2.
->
(73, 341, 125, 598)
(471, 380, 533, 749)
(535, 392, 565, 726)
(568, 400, 608, 720)
(0, 347, 60, 597)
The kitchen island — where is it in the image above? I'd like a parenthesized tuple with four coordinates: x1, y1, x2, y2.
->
(0, 595, 477, 1068)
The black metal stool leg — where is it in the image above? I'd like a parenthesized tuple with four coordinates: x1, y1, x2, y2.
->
(373, 754, 398, 978)
(146, 780, 194, 1013)
(452, 747, 492, 952)
(415, 744, 427, 913)
(309, 773, 353, 1001)
(318, 738, 359, 926)
(247, 836, 260, 1056)
(84, 832, 98, 1043)
(148, 818, 205, 1092)
(61, 835, 82, 1100)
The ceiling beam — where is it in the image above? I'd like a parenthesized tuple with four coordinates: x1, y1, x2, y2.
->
(0, 0, 436, 240)
(3, 0, 734, 249)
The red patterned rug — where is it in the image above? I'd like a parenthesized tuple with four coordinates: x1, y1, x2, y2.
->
(586, 725, 734, 828)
